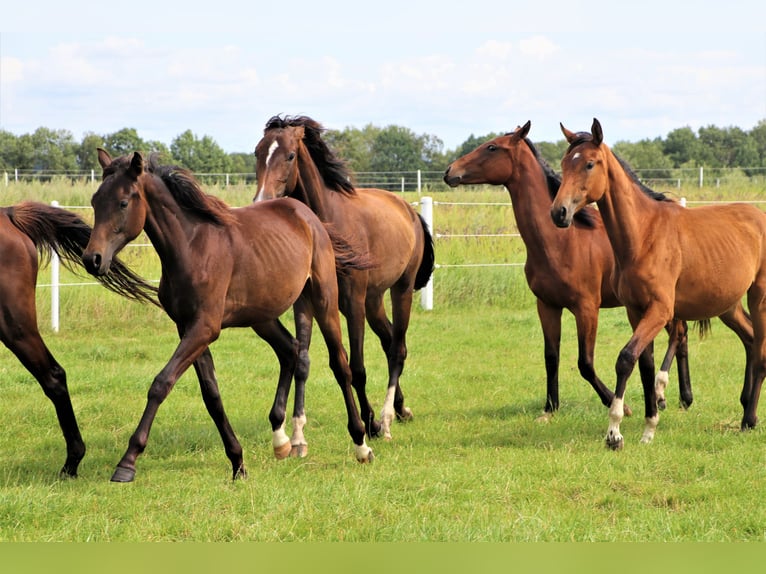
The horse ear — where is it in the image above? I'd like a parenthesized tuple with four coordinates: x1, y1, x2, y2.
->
(560, 123, 578, 143)
(591, 118, 603, 146)
(129, 152, 144, 179)
(516, 120, 531, 140)
(97, 148, 112, 170)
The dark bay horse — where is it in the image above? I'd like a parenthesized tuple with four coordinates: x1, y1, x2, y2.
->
(1, 201, 157, 477)
(83, 149, 373, 482)
(551, 118, 763, 448)
(444, 121, 694, 418)
(253, 115, 434, 440)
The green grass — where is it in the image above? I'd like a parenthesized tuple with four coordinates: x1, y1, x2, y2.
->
(0, 180, 764, 541)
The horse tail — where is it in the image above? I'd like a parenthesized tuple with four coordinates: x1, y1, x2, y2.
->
(414, 212, 435, 290)
(694, 318, 713, 339)
(8, 201, 160, 307)
(321, 222, 375, 273)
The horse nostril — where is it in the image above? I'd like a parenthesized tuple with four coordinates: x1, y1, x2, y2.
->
(551, 205, 568, 227)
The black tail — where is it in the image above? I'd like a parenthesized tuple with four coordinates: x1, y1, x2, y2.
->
(695, 318, 713, 339)
(414, 213, 435, 290)
(8, 201, 160, 306)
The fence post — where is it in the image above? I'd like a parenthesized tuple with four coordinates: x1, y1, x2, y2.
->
(50, 201, 61, 332)
(420, 196, 433, 311)
(699, 166, 704, 188)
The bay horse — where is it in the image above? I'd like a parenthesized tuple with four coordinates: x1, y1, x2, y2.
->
(444, 121, 695, 419)
(551, 118, 763, 449)
(83, 149, 373, 483)
(253, 115, 434, 440)
(1, 201, 157, 478)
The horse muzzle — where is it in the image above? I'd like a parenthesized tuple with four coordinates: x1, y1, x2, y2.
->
(443, 166, 462, 187)
(550, 204, 574, 228)
(82, 250, 111, 276)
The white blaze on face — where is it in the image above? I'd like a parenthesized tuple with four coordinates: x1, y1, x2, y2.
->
(255, 140, 280, 201)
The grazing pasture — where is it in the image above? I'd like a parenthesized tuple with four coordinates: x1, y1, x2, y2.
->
(0, 180, 764, 541)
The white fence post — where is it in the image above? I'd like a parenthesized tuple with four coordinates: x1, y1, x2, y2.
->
(50, 201, 61, 332)
(420, 196, 433, 311)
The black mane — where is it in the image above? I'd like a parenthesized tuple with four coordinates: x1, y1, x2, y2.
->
(519, 136, 597, 228)
(145, 154, 236, 226)
(264, 115, 355, 195)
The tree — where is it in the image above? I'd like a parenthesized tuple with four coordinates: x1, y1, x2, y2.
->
(369, 125, 424, 172)
(102, 128, 147, 157)
(750, 120, 766, 167)
(170, 130, 231, 173)
(613, 138, 673, 179)
(535, 140, 568, 171)
(77, 132, 106, 172)
(663, 126, 699, 167)
(325, 124, 378, 174)
(29, 128, 78, 172)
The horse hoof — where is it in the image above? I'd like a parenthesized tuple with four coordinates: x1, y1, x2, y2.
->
(396, 407, 413, 422)
(232, 465, 247, 480)
(367, 421, 383, 439)
(110, 466, 136, 483)
(290, 444, 308, 458)
(605, 435, 624, 451)
(657, 398, 667, 411)
(623, 404, 633, 417)
(274, 441, 292, 460)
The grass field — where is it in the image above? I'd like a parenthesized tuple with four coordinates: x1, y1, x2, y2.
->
(0, 180, 764, 541)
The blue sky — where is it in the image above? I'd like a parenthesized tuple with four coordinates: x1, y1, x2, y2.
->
(2, 1, 765, 154)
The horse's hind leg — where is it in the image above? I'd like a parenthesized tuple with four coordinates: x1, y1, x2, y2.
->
(366, 286, 413, 441)
(290, 299, 314, 457)
(3, 326, 85, 478)
(253, 319, 300, 460)
(655, 320, 693, 410)
(192, 348, 245, 478)
(340, 278, 381, 439)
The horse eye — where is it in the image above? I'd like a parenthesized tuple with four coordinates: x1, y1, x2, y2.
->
(120, 199, 129, 209)
(586, 161, 595, 170)
(287, 152, 296, 161)
(488, 144, 497, 152)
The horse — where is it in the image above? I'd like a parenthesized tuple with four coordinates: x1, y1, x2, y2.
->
(551, 118, 764, 449)
(253, 115, 434, 441)
(1, 201, 158, 478)
(444, 121, 696, 418)
(82, 149, 374, 483)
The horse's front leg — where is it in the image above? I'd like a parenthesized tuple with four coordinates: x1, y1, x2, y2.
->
(607, 306, 668, 451)
(192, 348, 245, 479)
(111, 325, 214, 483)
(253, 319, 300, 460)
(535, 300, 562, 419)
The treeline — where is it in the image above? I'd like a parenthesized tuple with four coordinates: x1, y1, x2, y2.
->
(2, 120, 766, 183)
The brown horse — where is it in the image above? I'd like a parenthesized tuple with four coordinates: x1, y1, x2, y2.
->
(253, 115, 434, 440)
(444, 121, 694, 418)
(1, 201, 157, 478)
(83, 149, 373, 483)
(551, 118, 763, 449)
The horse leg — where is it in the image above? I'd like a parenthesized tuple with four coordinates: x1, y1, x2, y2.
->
(607, 306, 668, 450)
(252, 319, 299, 460)
(290, 300, 313, 457)
(4, 331, 85, 478)
(743, 289, 766, 429)
(191, 348, 245, 478)
(111, 323, 216, 482)
(674, 320, 694, 409)
(310, 290, 372, 463)
(572, 303, 633, 416)
(717, 302, 754, 412)
(655, 320, 680, 410)
(340, 278, 381, 438)
(366, 287, 411, 441)
(535, 300, 562, 420)
(637, 338, 659, 444)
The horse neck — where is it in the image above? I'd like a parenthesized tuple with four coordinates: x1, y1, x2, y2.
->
(597, 148, 657, 260)
(140, 175, 199, 262)
(504, 150, 563, 254)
